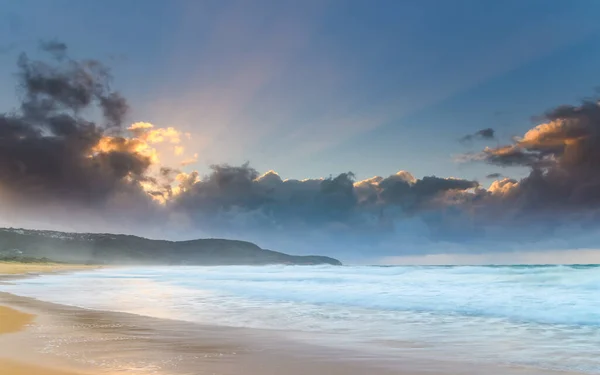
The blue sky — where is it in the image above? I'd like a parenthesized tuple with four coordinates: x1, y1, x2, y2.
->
(1, 0, 600, 184)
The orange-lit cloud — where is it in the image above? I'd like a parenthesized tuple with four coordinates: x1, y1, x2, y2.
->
(128, 122, 183, 144)
(89, 122, 201, 204)
(172, 171, 201, 196)
(180, 153, 198, 167)
(488, 178, 519, 196)
(519, 120, 586, 148)
(90, 136, 159, 164)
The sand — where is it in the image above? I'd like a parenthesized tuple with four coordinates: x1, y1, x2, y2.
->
(0, 360, 85, 375)
(0, 305, 33, 334)
(0, 265, 93, 375)
(0, 306, 87, 375)
(0, 261, 98, 276)
(0, 290, 414, 375)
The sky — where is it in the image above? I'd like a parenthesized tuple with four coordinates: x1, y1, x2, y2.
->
(1, 0, 600, 263)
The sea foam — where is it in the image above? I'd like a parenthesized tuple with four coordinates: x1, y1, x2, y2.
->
(2, 265, 599, 373)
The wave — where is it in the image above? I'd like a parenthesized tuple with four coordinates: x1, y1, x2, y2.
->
(2, 265, 600, 373)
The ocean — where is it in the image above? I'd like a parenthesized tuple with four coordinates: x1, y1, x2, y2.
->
(2, 265, 599, 374)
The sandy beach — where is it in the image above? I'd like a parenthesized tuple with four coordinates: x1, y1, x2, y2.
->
(0, 263, 406, 375)
(0, 263, 95, 375)
(0, 265, 590, 375)
(0, 262, 98, 276)
(0, 359, 83, 375)
(0, 292, 404, 375)
(0, 303, 87, 375)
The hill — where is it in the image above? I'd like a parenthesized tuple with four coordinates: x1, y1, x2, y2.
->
(0, 228, 342, 266)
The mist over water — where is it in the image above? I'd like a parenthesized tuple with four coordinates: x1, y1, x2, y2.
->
(3, 265, 600, 373)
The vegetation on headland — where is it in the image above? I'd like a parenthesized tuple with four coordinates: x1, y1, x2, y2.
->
(0, 228, 342, 266)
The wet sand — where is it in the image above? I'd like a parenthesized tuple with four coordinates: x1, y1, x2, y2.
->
(0, 305, 33, 334)
(0, 360, 84, 375)
(0, 305, 88, 375)
(0, 264, 99, 375)
(0, 267, 588, 375)
(0, 265, 412, 375)
(0, 292, 405, 375)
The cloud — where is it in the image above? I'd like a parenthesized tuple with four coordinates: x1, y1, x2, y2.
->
(460, 128, 496, 143)
(376, 173, 478, 211)
(180, 153, 198, 166)
(473, 99, 600, 212)
(0, 50, 143, 204)
(4, 43, 600, 261)
(128, 122, 183, 144)
(39, 39, 67, 60)
(0, 44, 194, 211)
(164, 164, 480, 253)
(486, 173, 502, 179)
(487, 178, 519, 196)
(481, 145, 543, 167)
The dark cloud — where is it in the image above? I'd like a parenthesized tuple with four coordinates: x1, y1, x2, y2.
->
(99, 92, 129, 128)
(39, 40, 68, 60)
(481, 145, 543, 167)
(460, 128, 496, 143)
(486, 173, 502, 179)
(166, 166, 479, 252)
(378, 173, 478, 211)
(475, 98, 600, 214)
(477, 128, 495, 139)
(0, 44, 152, 206)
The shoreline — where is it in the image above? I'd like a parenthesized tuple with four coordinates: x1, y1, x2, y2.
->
(0, 266, 590, 375)
(1, 291, 409, 375)
(0, 265, 409, 375)
(0, 262, 101, 280)
(0, 263, 101, 375)
(0, 301, 90, 375)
